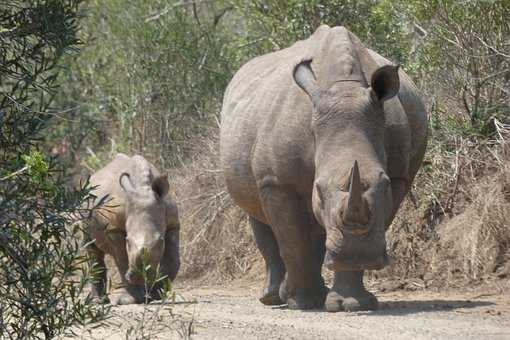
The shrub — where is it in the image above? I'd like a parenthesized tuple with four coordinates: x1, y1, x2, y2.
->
(0, 1, 105, 338)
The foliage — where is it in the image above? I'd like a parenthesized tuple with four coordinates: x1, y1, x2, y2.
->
(0, 1, 106, 339)
(231, 0, 414, 64)
(413, 0, 510, 133)
(55, 0, 418, 169)
(55, 0, 238, 168)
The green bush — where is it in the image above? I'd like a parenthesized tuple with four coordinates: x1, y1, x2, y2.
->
(54, 0, 419, 168)
(414, 0, 510, 133)
(56, 0, 239, 168)
(0, 1, 106, 338)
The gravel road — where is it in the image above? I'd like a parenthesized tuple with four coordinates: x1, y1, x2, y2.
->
(69, 283, 510, 340)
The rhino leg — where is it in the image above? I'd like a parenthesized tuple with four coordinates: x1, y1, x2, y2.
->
(85, 240, 109, 304)
(259, 187, 326, 310)
(107, 232, 145, 305)
(250, 216, 286, 305)
(325, 271, 378, 312)
(150, 228, 180, 301)
(311, 232, 326, 274)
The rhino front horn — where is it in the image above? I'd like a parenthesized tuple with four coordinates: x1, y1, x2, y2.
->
(347, 161, 362, 212)
(343, 161, 370, 231)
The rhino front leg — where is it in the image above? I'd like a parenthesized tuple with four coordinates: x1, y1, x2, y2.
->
(107, 231, 145, 305)
(259, 186, 326, 310)
(85, 240, 109, 304)
(325, 271, 378, 312)
(150, 228, 180, 301)
(250, 216, 286, 305)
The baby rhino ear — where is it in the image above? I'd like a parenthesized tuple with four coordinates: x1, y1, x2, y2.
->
(370, 64, 400, 102)
(152, 174, 169, 198)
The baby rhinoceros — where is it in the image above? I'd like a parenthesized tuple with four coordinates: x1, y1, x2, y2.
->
(84, 154, 180, 305)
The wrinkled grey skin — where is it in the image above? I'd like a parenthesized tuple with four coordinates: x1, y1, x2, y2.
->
(220, 26, 427, 311)
(84, 153, 180, 305)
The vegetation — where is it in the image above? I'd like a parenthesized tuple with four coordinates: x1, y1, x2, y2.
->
(1, 0, 509, 336)
(0, 1, 106, 338)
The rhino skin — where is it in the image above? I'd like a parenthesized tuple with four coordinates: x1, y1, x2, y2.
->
(220, 25, 427, 312)
(84, 153, 180, 305)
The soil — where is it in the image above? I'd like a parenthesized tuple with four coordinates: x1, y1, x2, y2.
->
(68, 279, 510, 340)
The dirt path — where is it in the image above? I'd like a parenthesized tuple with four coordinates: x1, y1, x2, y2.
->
(70, 282, 510, 340)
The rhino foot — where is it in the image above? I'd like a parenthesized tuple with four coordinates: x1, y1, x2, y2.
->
(149, 281, 174, 302)
(89, 284, 109, 304)
(259, 284, 284, 305)
(109, 286, 146, 305)
(90, 292, 110, 304)
(325, 289, 378, 312)
(280, 278, 328, 310)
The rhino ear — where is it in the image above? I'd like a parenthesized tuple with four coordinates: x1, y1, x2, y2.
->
(370, 65, 400, 102)
(120, 173, 138, 199)
(152, 174, 169, 198)
(293, 60, 321, 103)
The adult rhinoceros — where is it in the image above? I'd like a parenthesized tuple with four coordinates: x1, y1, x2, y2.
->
(220, 25, 427, 312)
(84, 154, 180, 305)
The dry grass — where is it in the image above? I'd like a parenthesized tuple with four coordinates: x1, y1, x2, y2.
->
(376, 118, 510, 288)
(170, 135, 257, 283)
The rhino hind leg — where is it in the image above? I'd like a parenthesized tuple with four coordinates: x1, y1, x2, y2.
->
(325, 271, 378, 312)
(86, 241, 109, 304)
(259, 187, 327, 310)
(250, 216, 286, 305)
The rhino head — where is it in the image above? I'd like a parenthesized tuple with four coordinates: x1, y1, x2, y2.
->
(119, 172, 169, 285)
(294, 59, 400, 272)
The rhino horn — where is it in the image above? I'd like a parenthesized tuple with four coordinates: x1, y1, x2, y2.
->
(343, 161, 370, 229)
(347, 160, 362, 212)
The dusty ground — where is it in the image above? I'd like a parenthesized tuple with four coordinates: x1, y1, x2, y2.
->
(68, 280, 510, 340)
